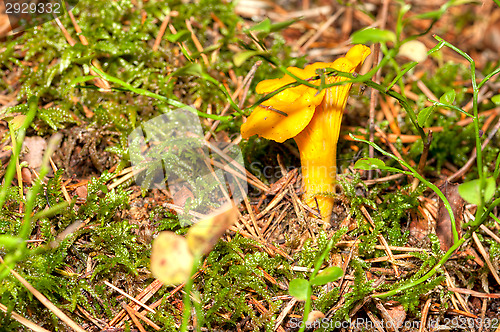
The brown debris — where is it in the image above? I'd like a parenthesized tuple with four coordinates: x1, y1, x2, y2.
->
(436, 181, 464, 251)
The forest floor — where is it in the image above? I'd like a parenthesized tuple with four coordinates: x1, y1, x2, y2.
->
(0, 0, 500, 331)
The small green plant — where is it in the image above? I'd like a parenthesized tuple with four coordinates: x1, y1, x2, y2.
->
(288, 229, 347, 332)
(352, 35, 500, 299)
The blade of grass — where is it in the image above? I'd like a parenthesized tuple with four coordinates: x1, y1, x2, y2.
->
(0, 97, 38, 209)
(433, 35, 491, 224)
(19, 134, 62, 240)
(350, 134, 459, 244)
(0, 302, 51, 332)
(0, 257, 86, 332)
(90, 66, 233, 122)
(373, 198, 500, 298)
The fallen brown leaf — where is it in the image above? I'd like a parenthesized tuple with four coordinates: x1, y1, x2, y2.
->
(21, 136, 47, 171)
(436, 181, 464, 251)
(172, 185, 195, 207)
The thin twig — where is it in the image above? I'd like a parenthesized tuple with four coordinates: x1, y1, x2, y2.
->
(367, 0, 390, 179)
(67, 9, 88, 45)
(368, 57, 378, 180)
(274, 299, 297, 330)
(53, 16, 76, 46)
(153, 12, 175, 51)
(104, 281, 156, 314)
(122, 303, 147, 332)
(448, 287, 500, 298)
(185, 18, 209, 65)
(472, 232, 500, 286)
(418, 299, 432, 332)
(205, 60, 262, 141)
(480, 224, 500, 244)
(299, 8, 344, 53)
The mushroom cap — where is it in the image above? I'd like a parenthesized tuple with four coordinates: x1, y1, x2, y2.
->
(241, 44, 371, 143)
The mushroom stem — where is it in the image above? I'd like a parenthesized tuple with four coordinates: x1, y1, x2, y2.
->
(295, 97, 344, 222)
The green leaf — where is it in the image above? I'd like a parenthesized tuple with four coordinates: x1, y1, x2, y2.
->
(310, 267, 343, 286)
(99, 184, 109, 195)
(428, 40, 445, 55)
(491, 94, 500, 105)
(288, 278, 310, 301)
(233, 50, 265, 67)
(386, 61, 418, 91)
(266, 18, 298, 33)
(166, 30, 190, 43)
(352, 28, 396, 44)
(353, 158, 386, 170)
(248, 18, 271, 32)
(417, 106, 435, 126)
(458, 177, 496, 205)
(412, 9, 445, 20)
(245, 18, 297, 34)
(171, 63, 204, 77)
(439, 90, 456, 105)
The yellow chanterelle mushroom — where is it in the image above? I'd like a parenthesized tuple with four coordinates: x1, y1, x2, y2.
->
(241, 45, 371, 222)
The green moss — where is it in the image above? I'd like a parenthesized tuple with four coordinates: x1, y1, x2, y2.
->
(378, 184, 421, 246)
(193, 235, 288, 330)
(330, 257, 373, 326)
(0, 164, 150, 330)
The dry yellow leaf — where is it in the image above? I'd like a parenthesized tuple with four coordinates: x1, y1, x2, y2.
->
(150, 203, 238, 285)
(186, 203, 238, 256)
(150, 231, 194, 285)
